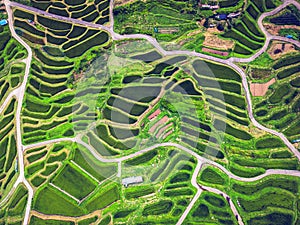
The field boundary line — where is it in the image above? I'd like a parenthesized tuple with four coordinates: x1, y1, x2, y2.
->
(49, 183, 80, 204)
(70, 160, 99, 183)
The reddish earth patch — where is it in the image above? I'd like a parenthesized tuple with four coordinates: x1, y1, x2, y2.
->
(202, 48, 229, 56)
(155, 123, 173, 138)
(149, 116, 169, 134)
(163, 129, 174, 139)
(148, 109, 161, 120)
(250, 78, 276, 96)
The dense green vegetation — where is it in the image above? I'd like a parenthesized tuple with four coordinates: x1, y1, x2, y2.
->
(12, 8, 111, 145)
(254, 53, 300, 139)
(6, 2, 300, 224)
(34, 186, 85, 216)
(52, 164, 97, 200)
(114, 0, 199, 42)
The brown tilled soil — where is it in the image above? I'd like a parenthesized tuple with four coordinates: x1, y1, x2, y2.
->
(202, 47, 229, 56)
(263, 23, 300, 36)
(114, 0, 138, 6)
(203, 33, 234, 50)
(149, 116, 169, 134)
(267, 41, 298, 59)
(155, 123, 173, 138)
(250, 78, 276, 96)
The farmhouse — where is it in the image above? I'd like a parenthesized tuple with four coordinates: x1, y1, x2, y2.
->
(0, 19, 7, 26)
(199, 4, 219, 10)
(216, 14, 227, 20)
(122, 176, 143, 187)
(228, 12, 241, 18)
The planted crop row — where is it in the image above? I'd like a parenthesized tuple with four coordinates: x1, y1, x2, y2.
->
(13, 10, 111, 144)
(31, 0, 110, 24)
(0, 98, 18, 200)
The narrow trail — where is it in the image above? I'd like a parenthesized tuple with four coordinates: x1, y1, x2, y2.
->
(1, 0, 299, 224)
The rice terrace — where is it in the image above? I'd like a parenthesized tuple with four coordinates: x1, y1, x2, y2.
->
(0, 0, 300, 224)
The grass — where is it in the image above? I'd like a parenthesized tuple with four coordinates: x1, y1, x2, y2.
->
(199, 167, 225, 185)
(34, 186, 84, 216)
(249, 52, 273, 68)
(85, 185, 119, 211)
(78, 216, 98, 225)
(142, 200, 173, 216)
(255, 137, 285, 149)
(124, 185, 155, 199)
(277, 64, 300, 79)
(269, 83, 290, 104)
(52, 164, 97, 200)
(125, 150, 158, 166)
(30, 216, 75, 225)
(73, 147, 117, 181)
(239, 190, 294, 212)
(247, 212, 293, 225)
(232, 177, 298, 195)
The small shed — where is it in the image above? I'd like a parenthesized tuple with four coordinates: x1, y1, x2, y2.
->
(122, 176, 143, 187)
(0, 19, 8, 26)
(216, 14, 227, 20)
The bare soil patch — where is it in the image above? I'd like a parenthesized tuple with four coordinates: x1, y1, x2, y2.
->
(202, 47, 229, 56)
(203, 33, 234, 50)
(250, 78, 276, 96)
(149, 116, 169, 134)
(114, 0, 138, 7)
(268, 41, 298, 59)
(263, 23, 300, 36)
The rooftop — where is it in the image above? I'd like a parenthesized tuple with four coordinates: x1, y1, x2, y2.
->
(0, 19, 7, 26)
(122, 176, 143, 187)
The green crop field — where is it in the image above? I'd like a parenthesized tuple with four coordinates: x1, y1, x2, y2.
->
(51, 164, 97, 200)
(253, 52, 300, 140)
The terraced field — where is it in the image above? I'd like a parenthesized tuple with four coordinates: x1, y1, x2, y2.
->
(1, 0, 300, 224)
(221, 0, 277, 57)
(0, 184, 28, 224)
(198, 165, 300, 225)
(13, 8, 111, 144)
(185, 190, 237, 224)
(15, 0, 110, 25)
(0, 25, 26, 106)
(254, 52, 300, 141)
(0, 24, 27, 224)
(114, 0, 199, 42)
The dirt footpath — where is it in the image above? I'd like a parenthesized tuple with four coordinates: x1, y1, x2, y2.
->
(250, 78, 276, 96)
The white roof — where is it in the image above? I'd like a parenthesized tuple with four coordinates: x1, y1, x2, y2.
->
(122, 176, 143, 185)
